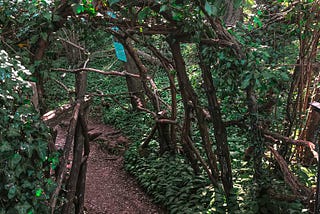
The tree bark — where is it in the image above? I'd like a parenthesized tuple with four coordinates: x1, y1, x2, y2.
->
(223, 0, 243, 26)
(125, 44, 146, 110)
(62, 71, 89, 214)
(31, 38, 49, 114)
(199, 45, 233, 196)
(50, 103, 80, 214)
(246, 78, 264, 181)
(169, 40, 219, 184)
(123, 40, 174, 154)
(62, 119, 84, 214)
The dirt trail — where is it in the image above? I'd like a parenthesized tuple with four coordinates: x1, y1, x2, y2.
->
(84, 143, 160, 213)
(83, 122, 163, 214)
(50, 116, 163, 214)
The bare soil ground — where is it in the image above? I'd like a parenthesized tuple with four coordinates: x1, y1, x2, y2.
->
(52, 118, 164, 214)
(84, 122, 162, 213)
(84, 142, 161, 214)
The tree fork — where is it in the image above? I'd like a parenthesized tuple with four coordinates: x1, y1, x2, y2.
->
(169, 40, 219, 183)
(123, 40, 174, 154)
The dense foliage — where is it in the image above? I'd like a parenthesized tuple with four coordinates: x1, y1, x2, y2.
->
(0, 50, 56, 214)
(1, 0, 320, 213)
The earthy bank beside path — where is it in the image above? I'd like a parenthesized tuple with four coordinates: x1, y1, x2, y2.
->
(84, 122, 163, 214)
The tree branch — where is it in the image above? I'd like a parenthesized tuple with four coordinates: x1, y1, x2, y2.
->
(52, 67, 140, 78)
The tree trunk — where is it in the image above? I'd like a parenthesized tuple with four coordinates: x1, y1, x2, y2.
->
(199, 45, 233, 196)
(125, 47, 146, 110)
(62, 71, 89, 214)
(62, 119, 84, 214)
(246, 78, 264, 181)
(31, 38, 49, 115)
(169, 40, 219, 185)
(301, 85, 320, 165)
(75, 112, 90, 214)
(123, 40, 174, 154)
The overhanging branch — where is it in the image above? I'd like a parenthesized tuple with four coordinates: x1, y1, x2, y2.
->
(52, 68, 140, 78)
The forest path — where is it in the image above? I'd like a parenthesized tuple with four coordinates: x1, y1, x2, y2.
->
(83, 121, 162, 214)
(52, 117, 162, 214)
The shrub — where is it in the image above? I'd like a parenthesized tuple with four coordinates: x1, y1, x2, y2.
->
(0, 50, 56, 214)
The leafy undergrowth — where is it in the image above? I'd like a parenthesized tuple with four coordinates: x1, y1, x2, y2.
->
(125, 145, 214, 213)
(99, 69, 307, 214)
(102, 105, 307, 214)
(0, 51, 57, 214)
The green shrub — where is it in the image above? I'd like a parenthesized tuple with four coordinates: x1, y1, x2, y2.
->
(0, 50, 56, 214)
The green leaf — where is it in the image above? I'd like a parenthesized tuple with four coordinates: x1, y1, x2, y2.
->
(234, 0, 242, 8)
(40, 32, 48, 40)
(7, 127, 20, 137)
(205, 1, 217, 16)
(74, 4, 84, 14)
(0, 141, 13, 152)
(8, 185, 17, 199)
(36, 143, 46, 161)
(35, 188, 42, 197)
(159, 5, 168, 13)
(253, 16, 262, 28)
(9, 153, 22, 169)
(172, 11, 183, 21)
(43, 11, 51, 21)
(15, 202, 31, 214)
(241, 75, 252, 89)
(138, 7, 151, 22)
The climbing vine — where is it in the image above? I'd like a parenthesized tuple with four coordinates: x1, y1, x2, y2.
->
(0, 50, 57, 214)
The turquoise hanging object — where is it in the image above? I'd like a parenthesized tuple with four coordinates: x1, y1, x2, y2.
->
(107, 11, 127, 62)
(113, 41, 127, 62)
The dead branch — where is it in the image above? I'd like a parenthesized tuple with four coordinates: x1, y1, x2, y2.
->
(57, 36, 88, 53)
(52, 79, 74, 102)
(268, 146, 311, 201)
(42, 103, 73, 125)
(224, 117, 247, 128)
(155, 118, 177, 124)
(50, 102, 81, 214)
(52, 67, 140, 79)
(136, 105, 157, 117)
(90, 89, 144, 98)
(0, 36, 18, 55)
(264, 129, 316, 149)
(266, 188, 299, 202)
(53, 78, 72, 94)
(263, 130, 315, 148)
(42, 98, 91, 126)
(73, 112, 89, 214)
(79, 112, 90, 155)
(263, 130, 318, 160)
(185, 134, 219, 187)
(108, 96, 131, 112)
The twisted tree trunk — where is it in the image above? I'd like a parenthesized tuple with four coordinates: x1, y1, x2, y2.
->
(199, 45, 233, 196)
